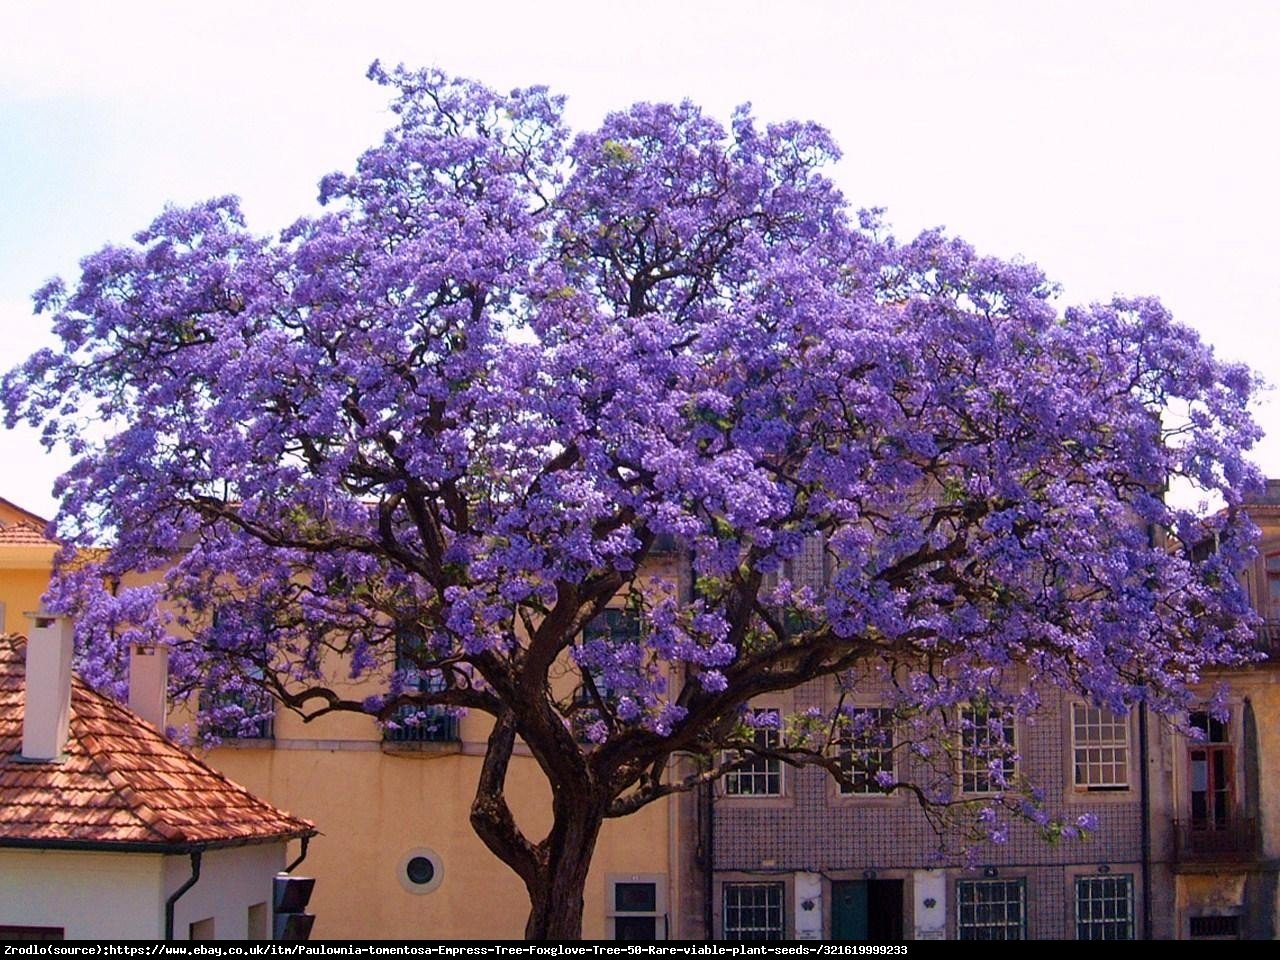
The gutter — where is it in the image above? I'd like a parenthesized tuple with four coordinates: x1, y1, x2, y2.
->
(164, 851, 202, 941)
(0, 829, 316, 856)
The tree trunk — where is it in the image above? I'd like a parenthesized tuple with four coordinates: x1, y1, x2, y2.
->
(523, 799, 606, 940)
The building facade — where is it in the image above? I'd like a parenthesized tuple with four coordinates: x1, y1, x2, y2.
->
(700, 492, 1280, 942)
(1166, 479, 1280, 939)
(703, 678, 1178, 940)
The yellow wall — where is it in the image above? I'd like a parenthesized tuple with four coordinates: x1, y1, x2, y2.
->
(209, 739, 674, 939)
(0, 494, 58, 633)
(0, 561, 56, 634)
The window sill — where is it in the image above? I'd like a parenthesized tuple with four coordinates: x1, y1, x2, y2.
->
(209, 738, 276, 750)
(381, 739, 463, 757)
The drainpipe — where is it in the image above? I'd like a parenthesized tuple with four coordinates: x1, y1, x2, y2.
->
(704, 781, 715, 940)
(1138, 702, 1152, 940)
(1137, 522, 1157, 940)
(688, 550, 716, 941)
(164, 850, 203, 941)
(285, 835, 311, 873)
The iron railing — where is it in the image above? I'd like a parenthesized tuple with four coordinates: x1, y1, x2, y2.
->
(383, 705, 459, 743)
(1172, 818, 1256, 864)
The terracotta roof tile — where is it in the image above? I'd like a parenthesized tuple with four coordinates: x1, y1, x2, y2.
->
(0, 636, 314, 849)
(0, 520, 56, 546)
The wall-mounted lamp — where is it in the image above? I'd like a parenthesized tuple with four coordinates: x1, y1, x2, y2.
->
(983, 866, 999, 878)
(1097, 864, 1111, 874)
(862, 869, 877, 880)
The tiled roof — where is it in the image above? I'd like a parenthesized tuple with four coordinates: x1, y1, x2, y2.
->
(0, 521, 56, 546)
(0, 637, 314, 850)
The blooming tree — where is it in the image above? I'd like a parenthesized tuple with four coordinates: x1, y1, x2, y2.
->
(3, 64, 1262, 938)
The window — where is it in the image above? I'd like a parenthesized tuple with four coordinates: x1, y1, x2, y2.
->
(576, 608, 642, 704)
(723, 882, 784, 940)
(584, 608, 642, 644)
(724, 709, 783, 797)
(397, 847, 445, 895)
(200, 676, 274, 739)
(1189, 711, 1233, 829)
(956, 879, 1026, 940)
(1072, 704, 1130, 791)
(1075, 874, 1134, 940)
(188, 918, 215, 940)
(1189, 915, 1240, 939)
(607, 876, 666, 940)
(385, 634, 458, 743)
(959, 705, 1016, 794)
(201, 608, 274, 739)
(838, 708, 894, 795)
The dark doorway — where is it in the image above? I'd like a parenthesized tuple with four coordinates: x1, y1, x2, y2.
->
(831, 879, 905, 940)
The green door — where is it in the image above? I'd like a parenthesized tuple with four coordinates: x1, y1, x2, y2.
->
(832, 881, 869, 940)
(832, 879, 905, 940)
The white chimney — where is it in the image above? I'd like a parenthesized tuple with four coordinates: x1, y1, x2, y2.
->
(21, 613, 75, 762)
(128, 643, 169, 730)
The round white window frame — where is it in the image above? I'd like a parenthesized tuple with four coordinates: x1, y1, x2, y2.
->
(398, 847, 444, 895)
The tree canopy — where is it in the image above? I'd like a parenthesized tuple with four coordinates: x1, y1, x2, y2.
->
(2, 63, 1263, 938)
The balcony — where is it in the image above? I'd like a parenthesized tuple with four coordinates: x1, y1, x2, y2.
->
(1172, 818, 1257, 866)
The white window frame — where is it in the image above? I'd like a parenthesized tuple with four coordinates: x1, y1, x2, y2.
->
(722, 882, 785, 941)
(1074, 873, 1135, 940)
(958, 705, 1017, 795)
(605, 874, 666, 940)
(1071, 703, 1130, 791)
(956, 878, 1027, 940)
(723, 708, 784, 797)
(838, 707, 895, 795)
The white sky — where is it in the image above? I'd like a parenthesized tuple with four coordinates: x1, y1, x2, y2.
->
(1, 0, 1277, 520)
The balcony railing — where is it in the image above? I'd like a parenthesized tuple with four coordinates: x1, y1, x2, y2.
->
(383, 705, 459, 743)
(1172, 818, 1256, 864)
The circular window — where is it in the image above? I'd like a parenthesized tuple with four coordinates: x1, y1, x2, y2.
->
(406, 856, 434, 885)
(398, 847, 444, 895)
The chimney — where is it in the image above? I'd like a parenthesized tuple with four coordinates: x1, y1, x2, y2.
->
(128, 643, 169, 730)
(21, 613, 75, 762)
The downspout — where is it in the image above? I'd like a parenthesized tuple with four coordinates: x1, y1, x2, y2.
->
(1139, 702, 1153, 940)
(164, 850, 203, 941)
(1139, 519, 1155, 940)
(704, 781, 715, 941)
(285, 835, 311, 873)
(689, 549, 716, 941)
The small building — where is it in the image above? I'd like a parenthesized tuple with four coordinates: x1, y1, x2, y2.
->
(0, 617, 315, 940)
